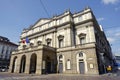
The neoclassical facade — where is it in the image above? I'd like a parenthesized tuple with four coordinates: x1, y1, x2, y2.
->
(9, 7, 114, 75)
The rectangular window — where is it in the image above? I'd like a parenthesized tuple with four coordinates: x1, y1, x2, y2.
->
(47, 42, 51, 46)
(67, 60, 71, 69)
(80, 37, 85, 44)
(42, 61, 45, 69)
(90, 64, 94, 69)
(59, 39, 63, 48)
(78, 15, 83, 21)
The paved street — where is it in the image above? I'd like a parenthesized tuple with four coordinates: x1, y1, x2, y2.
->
(0, 71, 120, 80)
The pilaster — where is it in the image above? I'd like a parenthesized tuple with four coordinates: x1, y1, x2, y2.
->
(35, 51, 43, 74)
(24, 54, 31, 74)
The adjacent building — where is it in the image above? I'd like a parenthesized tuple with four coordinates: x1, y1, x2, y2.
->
(0, 36, 18, 71)
(9, 7, 114, 75)
(115, 55, 120, 70)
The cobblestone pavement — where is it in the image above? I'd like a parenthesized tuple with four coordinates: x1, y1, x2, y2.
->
(0, 72, 120, 80)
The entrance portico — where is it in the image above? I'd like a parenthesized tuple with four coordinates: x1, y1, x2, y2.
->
(9, 45, 56, 75)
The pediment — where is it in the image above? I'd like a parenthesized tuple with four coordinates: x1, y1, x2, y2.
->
(33, 18, 50, 28)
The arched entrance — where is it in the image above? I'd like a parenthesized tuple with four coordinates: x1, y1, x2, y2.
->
(29, 53, 37, 74)
(19, 55, 26, 73)
(77, 52, 87, 74)
(11, 56, 17, 73)
(45, 56, 52, 73)
(58, 55, 64, 73)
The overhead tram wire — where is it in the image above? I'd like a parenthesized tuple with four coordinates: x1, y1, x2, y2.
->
(39, 0, 50, 18)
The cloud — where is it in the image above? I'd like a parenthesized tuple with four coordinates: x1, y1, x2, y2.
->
(115, 32, 120, 36)
(107, 37, 116, 43)
(115, 7, 120, 11)
(102, 0, 119, 4)
(97, 17, 104, 21)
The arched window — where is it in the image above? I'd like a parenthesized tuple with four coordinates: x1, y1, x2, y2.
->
(79, 52, 83, 57)
(58, 35, 64, 48)
(59, 55, 63, 62)
(58, 55, 64, 73)
(76, 52, 87, 74)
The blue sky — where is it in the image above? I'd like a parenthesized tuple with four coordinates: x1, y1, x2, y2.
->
(0, 0, 120, 55)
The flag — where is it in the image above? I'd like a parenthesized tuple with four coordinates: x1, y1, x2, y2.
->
(22, 39, 25, 44)
(25, 37, 30, 43)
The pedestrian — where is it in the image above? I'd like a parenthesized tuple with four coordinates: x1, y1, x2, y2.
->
(107, 65, 112, 73)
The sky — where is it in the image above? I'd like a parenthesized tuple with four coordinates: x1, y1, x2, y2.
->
(0, 0, 120, 55)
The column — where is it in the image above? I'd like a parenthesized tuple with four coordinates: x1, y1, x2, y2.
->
(67, 28, 72, 46)
(8, 56, 14, 73)
(35, 51, 43, 74)
(25, 54, 31, 74)
(53, 32, 56, 48)
(15, 56, 21, 73)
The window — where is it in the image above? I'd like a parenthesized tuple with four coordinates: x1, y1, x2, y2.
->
(42, 61, 45, 69)
(79, 59, 83, 61)
(47, 42, 51, 46)
(59, 39, 64, 48)
(67, 59, 71, 69)
(59, 18, 63, 24)
(90, 64, 94, 69)
(59, 55, 63, 62)
(79, 15, 83, 21)
(46, 38, 51, 46)
(78, 33, 86, 44)
(39, 27, 42, 31)
(23, 45, 26, 49)
(58, 35, 64, 48)
(1, 46, 4, 54)
(30, 43, 34, 47)
(37, 41, 42, 45)
(79, 53, 83, 57)
(80, 37, 85, 44)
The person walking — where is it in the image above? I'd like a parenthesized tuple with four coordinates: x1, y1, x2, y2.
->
(107, 65, 112, 73)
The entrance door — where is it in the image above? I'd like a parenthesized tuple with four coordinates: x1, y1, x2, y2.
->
(59, 63, 63, 73)
(79, 62, 85, 74)
(19, 55, 26, 73)
(12, 57, 17, 73)
(29, 54, 37, 74)
(46, 62, 51, 73)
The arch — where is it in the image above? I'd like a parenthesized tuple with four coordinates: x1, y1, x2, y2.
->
(11, 56, 17, 73)
(29, 53, 37, 74)
(19, 55, 26, 73)
(58, 54, 65, 73)
(45, 56, 52, 73)
(76, 52, 87, 74)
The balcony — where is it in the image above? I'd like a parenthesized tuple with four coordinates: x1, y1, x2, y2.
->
(57, 42, 96, 52)
(75, 42, 96, 49)
(12, 45, 56, 54)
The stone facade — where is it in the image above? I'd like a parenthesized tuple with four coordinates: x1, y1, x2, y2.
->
(9, 7, 113, 75)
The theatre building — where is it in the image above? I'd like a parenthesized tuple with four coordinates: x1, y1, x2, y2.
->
(9, 7, 114, 75)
